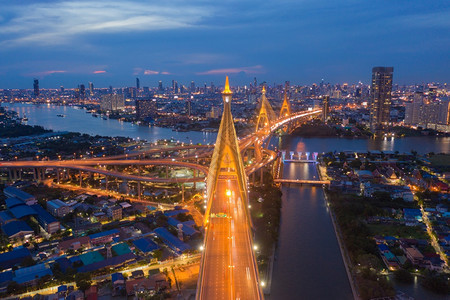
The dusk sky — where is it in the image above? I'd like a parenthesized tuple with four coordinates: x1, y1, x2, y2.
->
(0, 0, 449, 89)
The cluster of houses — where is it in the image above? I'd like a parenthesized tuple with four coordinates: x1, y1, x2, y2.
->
(0, 185, 201, 296)
(375, 236, 446, 272)
(324, 151, 450, 273)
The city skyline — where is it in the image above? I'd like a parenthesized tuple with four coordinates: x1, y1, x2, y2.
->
(0, 0, 449, 88)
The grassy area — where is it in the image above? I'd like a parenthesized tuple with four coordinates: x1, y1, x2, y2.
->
(367, 224, 428, 240)
(428, 154, 450, 167)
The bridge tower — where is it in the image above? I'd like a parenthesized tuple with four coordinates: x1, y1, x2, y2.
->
(279, 89, 292, 134)
(204, 76, 249, 225)
(255, 86, 277, 133)
(279, 89, 291, 118)
(198, 77, 263, 300)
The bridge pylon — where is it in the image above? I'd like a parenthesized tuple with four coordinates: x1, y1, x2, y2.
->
(279, 88, 291, 118)
(255, 85, 277, 133)
(204, 76, 249, 226)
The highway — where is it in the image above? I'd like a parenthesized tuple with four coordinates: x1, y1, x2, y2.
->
(198, 179, 261, 300)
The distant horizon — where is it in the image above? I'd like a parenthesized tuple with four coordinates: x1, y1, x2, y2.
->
(0, 75, 447, 91)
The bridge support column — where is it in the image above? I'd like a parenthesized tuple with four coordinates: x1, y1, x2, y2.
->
(165, 166, 169, 178)
(260, 168, 264, 184)
(137, 165, 141, 176)
(8, 169, 13, 181)
(193, 170, 197, 190)
(105, 176, 108, 191)
(290, 151, 294, 160)
(182, 184, 185, 202)
(137, 181, 141, 201)
(56, 169, 60, 183)
(298, 152, 302, 160)
(79, 170, 82, 187)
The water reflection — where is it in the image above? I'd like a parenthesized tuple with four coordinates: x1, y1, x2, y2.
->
(2, 103, 217, 144)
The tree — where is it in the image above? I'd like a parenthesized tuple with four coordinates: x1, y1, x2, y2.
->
(75, 272, 92, 291)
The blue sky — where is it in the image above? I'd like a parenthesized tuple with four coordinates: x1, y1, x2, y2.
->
(0, 0, 449, 88)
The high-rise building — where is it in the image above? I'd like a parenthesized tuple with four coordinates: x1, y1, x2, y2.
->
(158, 81, 163, 91)
(136, 99, 156, 121)
(190, 81, 195, 93)
(89, 82, 94, 96)
(33, 79, 39, 97)
(369, 66, 394, 131)
(100, 94, 125, 111)
(79, 84, 86, 100)
(405, 92, 424, 125)
(136, 78, 140, 90)
(186, 99, 192, 117)
(322, 95, 330, 122)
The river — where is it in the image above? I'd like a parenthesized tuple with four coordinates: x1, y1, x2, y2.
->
(269, 160, 353, 299)
(1, 103, 217, 144)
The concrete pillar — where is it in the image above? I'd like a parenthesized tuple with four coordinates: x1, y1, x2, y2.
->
(137, 181, 141, 201)
(105, 176, 109, 190)
(137, 165, 141, 176)
(193, 170, 197, 190)
(298, 152, 302, 160)
(182, 184, 185, 202)
(165, 166, 169, 178)
(260, 168, 264, 184)
(79, 170, 82, 187)
(56, 169, 60, 183)
(8, 169, 13, 181)
(33, 169, 37, 181)
(289, 151, 294, 160)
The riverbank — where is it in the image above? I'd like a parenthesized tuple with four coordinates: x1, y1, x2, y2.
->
(317, 164, 359, 300)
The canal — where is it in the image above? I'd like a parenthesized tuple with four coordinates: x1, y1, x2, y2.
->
(269, 160, 353, 299)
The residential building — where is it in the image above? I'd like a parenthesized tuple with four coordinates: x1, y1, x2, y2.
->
(369, 66, 393, 131)
(100, 94, 125, 111)
(47, 199, 71, 218)
(31, 204, 60, 234)
(136, 99, 156, 121)
(107, 206, 122, 220)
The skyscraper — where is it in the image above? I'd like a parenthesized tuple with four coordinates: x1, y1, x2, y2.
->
(100, 94, 125, 111)
(89, 82, 94, 96)
(190, 81, 195, 93)
(136, 99, 156, 121)
(369, 66, 394, 132)
(136, 78, 140, 90)
(79, 84, 86, 100)
(158, 81, 163, 91)
(33, 79, 39, 97)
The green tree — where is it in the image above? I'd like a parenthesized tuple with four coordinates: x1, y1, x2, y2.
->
(75, 272, 92, 291)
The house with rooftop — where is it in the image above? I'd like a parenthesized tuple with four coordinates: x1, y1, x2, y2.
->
(31, 204, 60, 234)
(13, 263, 52, 286)
(47, 199, 71, 218)
(3, 186, 37, 205)
(1, 220, 34, 243)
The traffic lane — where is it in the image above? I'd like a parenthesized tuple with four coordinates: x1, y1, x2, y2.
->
(228, 181, 261, 299)
(201, 216, 231, 300)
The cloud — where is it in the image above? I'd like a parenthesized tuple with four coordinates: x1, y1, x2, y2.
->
(93, 70, 106, 74)
(27, 70, 67, 77)
(197, 65, 265, 75)
(160, 71, 171, 75)
(144, 70, 159, 75)
(0, 0, 213, 47)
